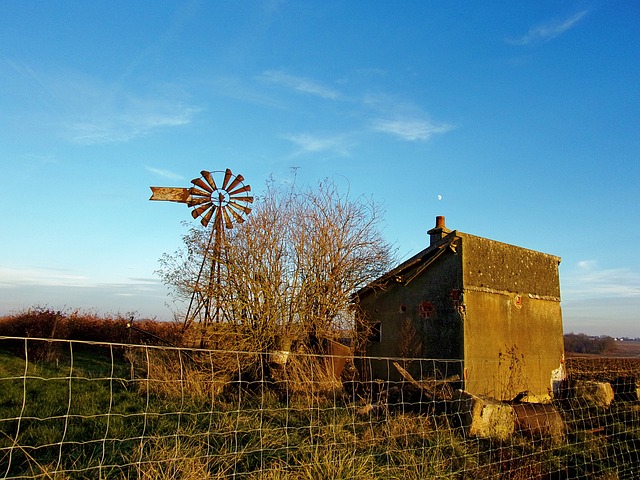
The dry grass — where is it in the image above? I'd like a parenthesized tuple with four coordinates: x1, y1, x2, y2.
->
(134, 436, 220, 480)
(274, 347, 344, 399)
(126, 347, 240, 403)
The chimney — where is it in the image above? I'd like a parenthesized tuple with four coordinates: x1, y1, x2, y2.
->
(427, 215, 451, 246)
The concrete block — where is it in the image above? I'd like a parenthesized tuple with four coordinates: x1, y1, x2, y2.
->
(573, 380, 614, 406)
(455, 391, 515, 440)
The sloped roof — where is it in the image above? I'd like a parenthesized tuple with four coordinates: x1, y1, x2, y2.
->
(355, 224, 562, 301)
(355, 230, 460, 298)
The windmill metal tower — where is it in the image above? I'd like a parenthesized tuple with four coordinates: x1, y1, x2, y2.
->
(150, 168, 253, 327)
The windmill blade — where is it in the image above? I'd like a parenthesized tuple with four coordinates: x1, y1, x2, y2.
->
(230, 195, 254, 204)
(227, 205, 246, 224)
(201, 170, 218, 191)
(221, 206, 234, 229)
(222, 168, 233, 190)
(228, 184, 251, 196)
(188, 196, 212, 207)
(191, 177, 212, 192)
(226, 173, 244, 193)
(189, 187, 211, 198)
(191, 203, 212, 219)
(228, 201, 252, 215)
(200, 206, 216, 227)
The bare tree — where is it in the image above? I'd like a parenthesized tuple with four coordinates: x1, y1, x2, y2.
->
(157, 177, 394, 354)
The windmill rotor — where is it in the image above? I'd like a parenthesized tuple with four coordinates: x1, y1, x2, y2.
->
(187, 169, 253, 228)
(150, 167, 253, 230)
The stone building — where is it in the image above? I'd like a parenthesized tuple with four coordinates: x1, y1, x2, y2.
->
(355, 216, 565, 401)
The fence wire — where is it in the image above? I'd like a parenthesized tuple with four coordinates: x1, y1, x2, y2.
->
(0, 336, 639, 479)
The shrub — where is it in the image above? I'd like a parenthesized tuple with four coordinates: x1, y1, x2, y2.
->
(564, 333, 614, 355)
(0, 307, 184, 346)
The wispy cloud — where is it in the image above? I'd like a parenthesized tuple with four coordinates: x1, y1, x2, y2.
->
(210, 75, 287, 109)
(563, 260, 640, 299)
(145, 166, 185, 181)
(261, 70, 340, 100)
(362, 92, 454, 142)
(258, 71, 453, 148)
(0, 266, 90, 288)
(371, 117, 454, 141)
(507, 10, 589, 45)
(4, 62, 201, 145)
(0, 266, 165, 290)
(65, 102, 200, 145)
(282, 132, 352, 157)
(0, 271, 169, 319)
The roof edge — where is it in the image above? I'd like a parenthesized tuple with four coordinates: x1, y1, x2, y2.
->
(354, 230, 459, 298)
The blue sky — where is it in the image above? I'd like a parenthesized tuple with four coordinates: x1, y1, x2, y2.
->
(1, 1, 638, 336)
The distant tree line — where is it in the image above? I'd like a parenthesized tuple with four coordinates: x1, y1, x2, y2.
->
(0, 307, 182, 346)
(564, 333, 615, 355)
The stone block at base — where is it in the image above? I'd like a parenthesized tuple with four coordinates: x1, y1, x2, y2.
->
(454, 391, 515, 440)
(573, 380, 614, 406)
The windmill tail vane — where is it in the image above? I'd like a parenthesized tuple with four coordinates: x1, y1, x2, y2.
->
(149, 168, 253, 228)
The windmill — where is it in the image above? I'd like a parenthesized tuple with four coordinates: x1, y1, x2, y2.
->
(150, 168, 253, 328)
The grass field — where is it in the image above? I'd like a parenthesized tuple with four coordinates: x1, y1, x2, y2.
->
(1, 312, 639, 478)
(1, 338, 639, 479)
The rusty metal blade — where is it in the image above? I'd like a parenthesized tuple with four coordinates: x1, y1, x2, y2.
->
(226, 174, 244, 193)
(227, 205, 245, 224)
(222, 168, 233, 190)
(200, 206, 216, 227)
(191, 177, 212, 192)
(191, 203, 212, 218)
(189, 187, 211, 198)
(187, 196, 211, 207)
(230, 195, 254, 204)
(222, 207, 233, 229)
(228, 201, 252, 214)
(149, 187, 190, 203)
(201, 170, 218, 191)
(228, 184, 251, 196)
(228, 201, 252, 215)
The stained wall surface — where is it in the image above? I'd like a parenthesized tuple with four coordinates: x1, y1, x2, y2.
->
(357, 243, 464, 382)
(460, 234, 564, 400)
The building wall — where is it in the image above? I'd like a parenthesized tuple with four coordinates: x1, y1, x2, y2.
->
(460, 234, 564, 400)
(461, 233, 561, 298)
(358, 247, 464, 382)
(462, 290, 564, 400)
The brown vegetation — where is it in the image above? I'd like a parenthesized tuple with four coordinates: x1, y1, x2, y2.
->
(0, 307, 183, 346)
(157, 177, 394, 356)
(564, 332, 615, 355)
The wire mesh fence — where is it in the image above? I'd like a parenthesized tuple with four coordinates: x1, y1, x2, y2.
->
(1, 336, 639, 479)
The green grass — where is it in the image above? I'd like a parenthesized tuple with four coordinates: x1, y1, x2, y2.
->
(1, 343, 640, 479)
